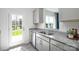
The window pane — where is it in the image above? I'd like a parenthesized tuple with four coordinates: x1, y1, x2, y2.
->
(45, 15, 56, 29)
(12, 15, 16, 21)
(46, 16, 49, 23)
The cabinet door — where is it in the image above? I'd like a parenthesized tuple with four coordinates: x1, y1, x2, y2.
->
(33, 8, 43, 23)
(36, 36, 49, 51)
(39, 8, 43, 23)
(33, 9, 39, 23)
(51, 39, 76, 51)
(50, 44, 63, 51)
(36, 36, 42, 50)
(41, 40, 49, 51)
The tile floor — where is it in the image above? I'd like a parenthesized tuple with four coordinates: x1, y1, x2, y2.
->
(9, 43, 37, 51)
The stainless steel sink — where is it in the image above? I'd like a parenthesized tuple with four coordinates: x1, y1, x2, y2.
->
(40, 31, 46, 34)
(40, 31, 54, 35)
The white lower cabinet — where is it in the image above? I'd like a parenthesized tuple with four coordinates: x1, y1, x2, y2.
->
(41, 40, 49, 51)
(63, 45, 76, 51)
(36, 36, 41, 50)
(36, 36, 49, 51)
(35, 33, 77, 51)
(50, 39, 76, 51)
(50, 44, 63, 51)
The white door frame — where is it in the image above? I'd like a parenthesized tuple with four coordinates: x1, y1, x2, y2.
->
(8, 13, 24, 47)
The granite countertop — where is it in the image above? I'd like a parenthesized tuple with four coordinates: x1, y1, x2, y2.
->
(29, 28, 54, 32)
(29, 28, 43, 32)
(29, 28, 79, 49)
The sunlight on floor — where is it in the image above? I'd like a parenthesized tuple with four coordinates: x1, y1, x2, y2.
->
(10, 35, 23, 46)
(9, 44, 37, 51)
(9, 47, 22, 51)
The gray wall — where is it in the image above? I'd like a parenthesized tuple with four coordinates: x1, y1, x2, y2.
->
(0, 8, 34, 50)
(59, 8, 79, 32)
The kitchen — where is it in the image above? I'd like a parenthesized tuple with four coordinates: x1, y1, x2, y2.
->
(0, 8, 79, 51)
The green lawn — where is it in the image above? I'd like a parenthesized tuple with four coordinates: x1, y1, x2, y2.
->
(12, 29, 22, 36)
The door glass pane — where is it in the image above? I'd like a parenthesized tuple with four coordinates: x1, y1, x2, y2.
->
(12, 15, 23, 36)
(10, 14, 23, 46)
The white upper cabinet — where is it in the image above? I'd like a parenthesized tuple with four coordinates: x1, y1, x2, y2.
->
(59, 8, 79, 21)
(33, 8, 43, 23)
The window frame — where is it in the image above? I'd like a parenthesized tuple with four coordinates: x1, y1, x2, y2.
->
(45, 13, 59, 29)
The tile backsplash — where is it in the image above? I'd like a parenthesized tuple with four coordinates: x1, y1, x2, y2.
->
(60, 22, 79, 33)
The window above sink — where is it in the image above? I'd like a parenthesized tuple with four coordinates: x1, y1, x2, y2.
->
(45, 15, 56, 29)
(45, 12, 59, 29)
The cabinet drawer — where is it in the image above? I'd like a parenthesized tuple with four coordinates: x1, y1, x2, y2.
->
(50, 39, 76, 51)
(36, 33, 49, 42)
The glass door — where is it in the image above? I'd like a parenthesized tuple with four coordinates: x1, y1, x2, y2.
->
(9, 14, 23, 47)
